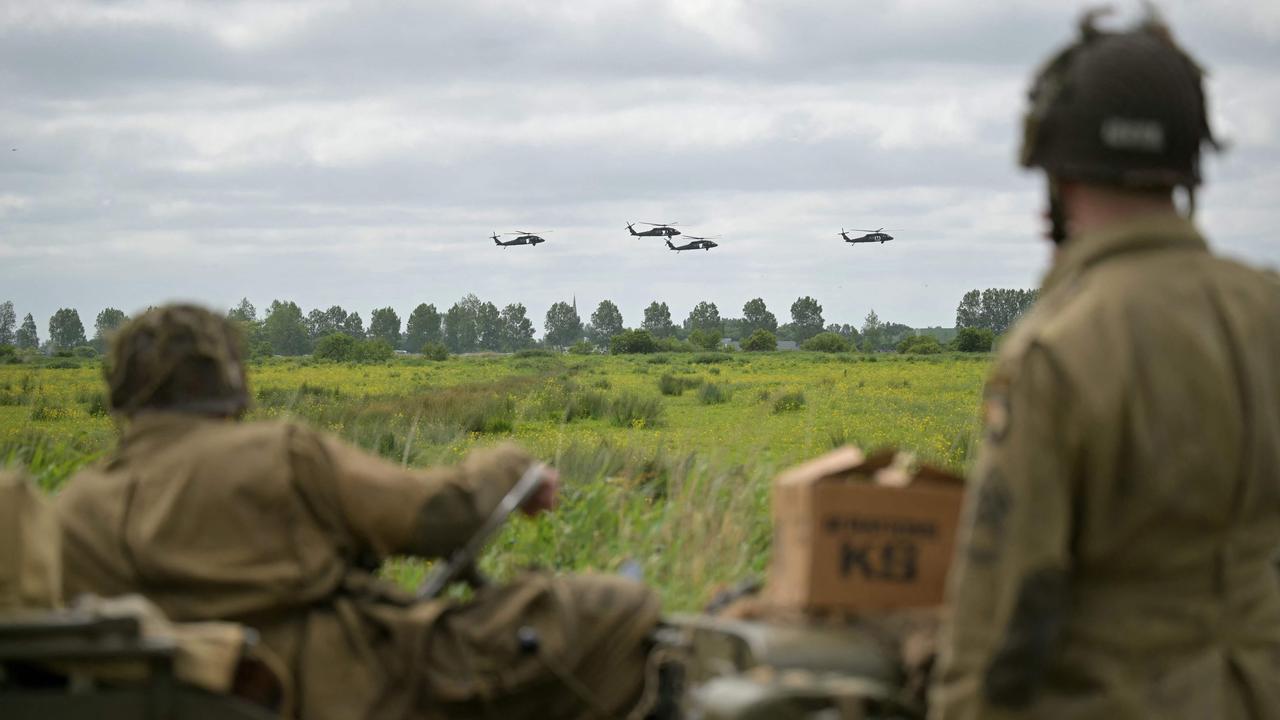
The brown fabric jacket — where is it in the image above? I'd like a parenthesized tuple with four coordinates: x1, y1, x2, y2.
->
(57, 415, 535, 718)
(932, 214, 1280, 719)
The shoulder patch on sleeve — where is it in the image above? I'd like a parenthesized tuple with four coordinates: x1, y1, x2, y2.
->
(982, 380, 1012, 443)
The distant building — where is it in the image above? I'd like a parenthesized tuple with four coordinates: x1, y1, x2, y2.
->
(777, 341, 799, 351)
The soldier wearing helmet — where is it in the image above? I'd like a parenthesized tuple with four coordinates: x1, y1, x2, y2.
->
(932, 9, 1280, 720)
(56, 304, 660, 720)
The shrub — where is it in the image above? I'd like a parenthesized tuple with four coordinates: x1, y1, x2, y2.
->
(46, 359, 80, 369)
(562, 390, 610, 422)
(697, 382, 732, 405)
(457, 395, 517, 434)
(688, 329, 721, 351)
(897, 335, 943, 354)
(658, 373, 702, 396)
(421, 341, 449, 361)
(772, 391, 806, 414)
(654, 337, 693, 353)
(609, 393, 664, 428)
(610, 329, 659, 355)
(0, 345, 18, 364)
(354, 339, 394, 363)
(741, 329, 777, 352)
(690, 353, 729, 365)
(568, 340, 595, 355)
(29, 396, 70, 421)
(513, 348, 553, 358)
(314, 333, 357, 361)
(72, 346, 98, 358)
(952, 327, 995, 352)
(801, 332, 849, 353)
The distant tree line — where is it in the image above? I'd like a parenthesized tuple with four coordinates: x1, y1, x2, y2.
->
(0, 300, 131, 359)
(0, 288, 1038, 362)
(955, 289, 1039, 335)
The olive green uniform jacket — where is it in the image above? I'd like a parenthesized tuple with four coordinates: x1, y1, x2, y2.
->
(57, 415, 658, 720)
(932, 215, 1280, 719)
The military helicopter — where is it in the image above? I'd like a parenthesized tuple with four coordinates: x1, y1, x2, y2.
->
(840, 228, 894, 244)
(491, 231, 549, 248)
(627, 222, 682, 238)
(666, 236, 719, 252)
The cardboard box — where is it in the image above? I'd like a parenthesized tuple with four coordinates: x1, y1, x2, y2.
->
(765, 446, 965, 614)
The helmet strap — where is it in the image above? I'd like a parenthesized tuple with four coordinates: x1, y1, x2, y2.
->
(1047, 177, 1068, 245)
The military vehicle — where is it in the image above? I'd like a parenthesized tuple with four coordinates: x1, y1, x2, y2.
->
(628, 222, 682, 238)
(3, 468, 923, 720)
(666, 237, 719, 252)
(492, 230, 550, 247)
(840, 228, 894, 245)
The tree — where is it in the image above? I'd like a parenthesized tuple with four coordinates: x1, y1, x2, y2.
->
(313, 332, 357, 362)
(264, 300, 310, 355)
(339, 311, 364, 339)
(953, 327, 995, 352)
(444, 301, 476, 353)
(442, 294, 488, 353)
(685, 301, 722, 335)
(881, 322, 915, 352)
(544, 301, 583, 348)
(789, 296, 825, 342)
(955, 290, 982, 329)
(476, 302, 503, 351)
(227, 298, 257, 323)
(688, 329, 721, 350)
(801, 332, 849, 352)
(825, 323, 861, 346)
(421, 342, 449, 361)
(741, 329, 778, 352)
(589, 300, 624, 345)
(897, 335, 943, 354)
(404, 304, 442, 352)
(0, 301, 15, 346)
(306, 306, 351, 340)
(860, 310, 884, 352)
(93, 308, 129, 351)
(642, 302, 676, 338)
(354, 339, 394, 363)
(742, 298, 777, 335)
(14, 313, 38, 350)
(48, 308, 87, 352)
(368, 307, 401, 347)
(610, 329, 658, 354)
(500, 303, 535, 351)
(956, 288, 1038, 334)
(228, 298, 272, 358)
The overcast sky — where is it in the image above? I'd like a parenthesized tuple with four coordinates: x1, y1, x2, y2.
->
(2, 0, 1277, 337)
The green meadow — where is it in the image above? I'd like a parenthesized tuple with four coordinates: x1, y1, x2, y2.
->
(0, 351, 989, 610)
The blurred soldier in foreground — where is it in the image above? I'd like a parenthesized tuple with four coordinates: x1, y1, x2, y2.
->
(55, 304, 660, 720)
(932, 10, 1280, 720)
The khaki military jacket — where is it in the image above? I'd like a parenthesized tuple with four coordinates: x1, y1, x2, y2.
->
(933, 214, 1280, 720)
(56, 415, 534, 719)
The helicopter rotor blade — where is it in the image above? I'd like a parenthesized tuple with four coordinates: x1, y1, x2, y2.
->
(639, 221, 679, 227)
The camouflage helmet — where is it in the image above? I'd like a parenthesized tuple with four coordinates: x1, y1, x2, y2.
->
(106, 304, 249, 417)
(1021, 8, 1219, 190)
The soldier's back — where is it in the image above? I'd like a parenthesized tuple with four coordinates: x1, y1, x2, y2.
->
(58, 413, 348, 622)
(1016, 214, 1280, 654)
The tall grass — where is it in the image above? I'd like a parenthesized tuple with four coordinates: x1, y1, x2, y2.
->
(384, 443, 775, 611)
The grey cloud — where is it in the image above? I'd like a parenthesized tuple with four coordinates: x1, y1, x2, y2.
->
(1, 0, 1277, 333)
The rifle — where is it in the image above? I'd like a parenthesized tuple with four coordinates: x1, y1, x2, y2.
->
(415, 462, 548, 600)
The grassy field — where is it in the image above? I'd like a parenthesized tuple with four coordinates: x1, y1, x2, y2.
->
(0, 351, 989, 610)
